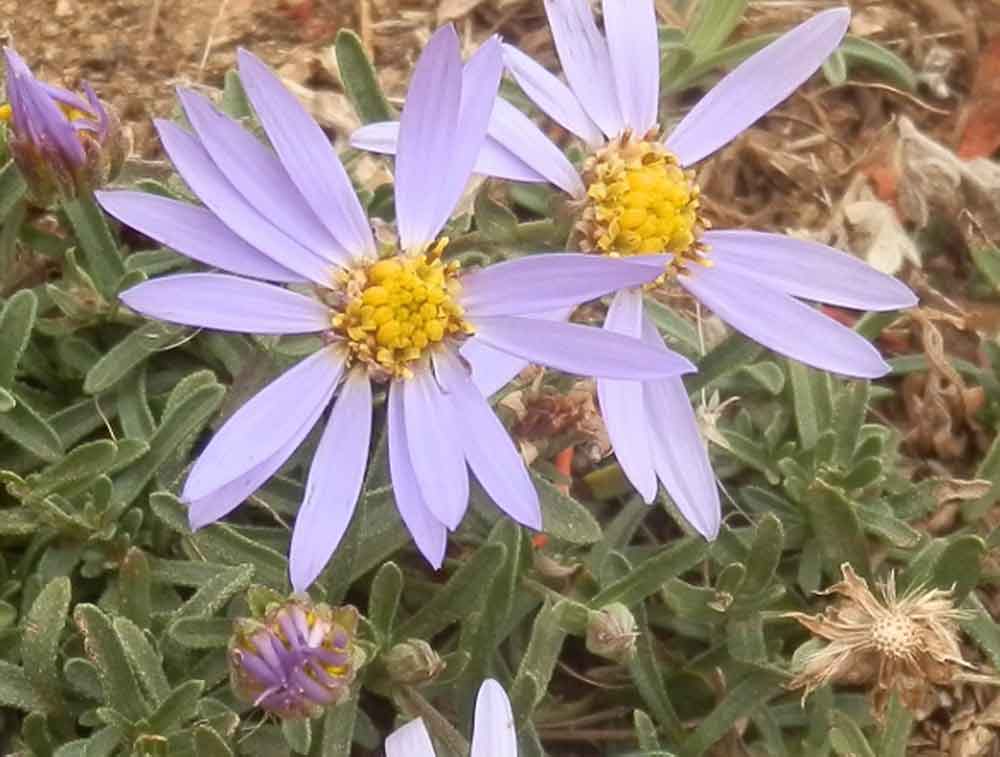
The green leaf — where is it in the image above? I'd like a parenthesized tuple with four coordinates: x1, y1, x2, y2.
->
(685, 333, 765, 395)
(0, 159, 27, 222)
(833, 381, 869, 466)
(803, 480, 869, 579)
(396, 542, 505, 640)
(168, 617, 233, 649)
(664, 34, 778, 94)
(830, 711, 876, 757)
(590, 538, 707, 608)
(474, 191, 519, 243)
(73, 603, 148, 723)
(840, 36, 917, 91)
(318, 682, 360, 756)
(679, 668, 784, 757)
(972, 247, 1000, 289)
(28, 439, 118, 499)
(111, 380, 224, 513)
(282, 718, 311, 754)
(335, 29, 395, 124)
(368, 562, 403, 643)
(221, 69, 252, 120)
(61, 193, 125, 300)
(643, 295, 701, 352)
(0, 660, 45, 712)
(84, 322, 186, 395)
(630, 602, 684, 744)
(192, 524, 288, 591)
(961, 593, 1000, 669)
(876, 693, 913, 757)
(146, 679, 205, 735)
(533, 470, 602, 544)
(929, 535, 984, 601)
(119, 547, 152, 629)
(510, 601, 568, 718)
(194, 725, 234, 757)
(741, 514, 783, 596)
(0, 391, 63, 462)
(0, 289, 37, 391)
(634, 710, 663, 752)
(113, 617, 171, 705)
(788, 362, 832, 451)
(171, 564, 254, 621)
(685, 0, 748, 57)
(21, 576, 71, 710)
(822, 50, 848, 86)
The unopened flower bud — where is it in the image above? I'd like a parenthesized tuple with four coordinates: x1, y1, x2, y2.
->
(2, 47, 124, 205)
(229, 599, 361, 720)
(383, 638, 445, 684)
(586, 603, 638, 663)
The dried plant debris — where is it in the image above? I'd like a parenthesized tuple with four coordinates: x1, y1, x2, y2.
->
(787, 563, 974, 717)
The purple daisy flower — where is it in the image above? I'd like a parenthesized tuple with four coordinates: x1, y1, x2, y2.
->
(386, 678, 515, 757)
(97, 26, 689, 590)
(352, 4, 917, 540)
(2, 47, 122, 200)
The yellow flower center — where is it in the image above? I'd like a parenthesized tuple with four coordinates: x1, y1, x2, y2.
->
(330, 240, 472, 379)
(0, 101, 90, 127)
(577, 132, 708, 276)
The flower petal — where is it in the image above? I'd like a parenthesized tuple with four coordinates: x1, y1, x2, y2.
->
(395, 25, 464, 250)
(96, 191, 304, 283)
(178, 89, 353, 267)
(436, 37, 504, 239)
(351, 120, 548, 185)
(237, 48, 374, 258)
(598, 289, 656, 503)
(388, 382, 448, 568)
(543, 0, 624, 138)
(487, 98, 585, 196)
(402, 364, 469, 530)
(119, 273, 330, 334)
(183, 346, 344, 506)
(434, 349, 541, 530)
(289, 370, 372, 591)
(679, 261, 890, 378)
(665, 8, 850, 166)
(186, 415, 318, 530)
(385, 719, 436, 757)
(472, 314, 695, 380)
(603, 0, 660, 135)
(704, 230, 918, 311)
(640, 312, 720, 538)
(471, 679, 517, 757)
(460, 253, 663, 317)
(502, 43, 603, 146)
(155, 119, 334, 285)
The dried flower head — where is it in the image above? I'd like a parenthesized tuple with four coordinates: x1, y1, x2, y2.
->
(229, 600, 362, 719)
(786, 563, 973, 716)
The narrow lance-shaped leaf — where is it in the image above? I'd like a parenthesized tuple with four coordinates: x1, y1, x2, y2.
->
(21, 576, 71, 711)
(0, 289, 37, 392)
(335, 29, 395, 124)
(73, 603, 149, 723)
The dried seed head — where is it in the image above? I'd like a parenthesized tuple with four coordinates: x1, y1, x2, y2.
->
(786, 563, 973, 717)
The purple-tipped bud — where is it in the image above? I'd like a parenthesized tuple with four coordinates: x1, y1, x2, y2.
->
(229, 599, 362, 720)
(2, 47, 124, 204)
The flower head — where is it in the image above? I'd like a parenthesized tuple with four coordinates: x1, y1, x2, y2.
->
(97, 25, 688, 591)
(353, 3, 918, 543)
(786, 563, 972, 716)
(2, 47, 123, 202)
(386, 679, 516, 757)
(229, 599, 360, 719)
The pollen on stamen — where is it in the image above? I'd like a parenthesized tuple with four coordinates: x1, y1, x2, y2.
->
(329, 239, 473, 380)
(576, 131, 710, 278)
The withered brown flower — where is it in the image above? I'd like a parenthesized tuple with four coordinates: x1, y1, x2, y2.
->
(786, 563, 973, 716)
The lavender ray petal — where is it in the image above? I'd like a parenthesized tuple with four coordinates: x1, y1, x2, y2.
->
(603, 0, 660, 135)
(401, 363, 470, 530)
(460, 253, 664, 317)
(471, 679, 517, 757)
(289, 370, 373, 592)
(598, 289, 656, 503)
(679, 261, 891, 378)
(178, 89, 353, 267)
(386, 719, 436, 757)
(15, 65, 85, 167)
(351, 120, 550, 185)
(502, 43, 604, 147)
(472, 314, 695, 380)
(704, 230, 918, 311)
(387, 382, 448, 568)
(461, 308, 573, 397)
(96, 191, 305, 283)
(119, 274, 330, 334)
(236, 652, 280, 685)
(38, 81, 94, 115)
(395, 25, 464, 250)
(237, 49, 374, 258)
(434, 349, 541, 530)
(543, 0, 624, 138)
(665, 8, 850, 166)
(435, 37, 505, 239)
(487, 98, 586, 196)
(155, 119, 335, 285)
(183, 346, 344, 502)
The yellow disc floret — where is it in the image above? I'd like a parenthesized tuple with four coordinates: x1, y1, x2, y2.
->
(577, 131, 708, 275)
(331, 241, 472, 379)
